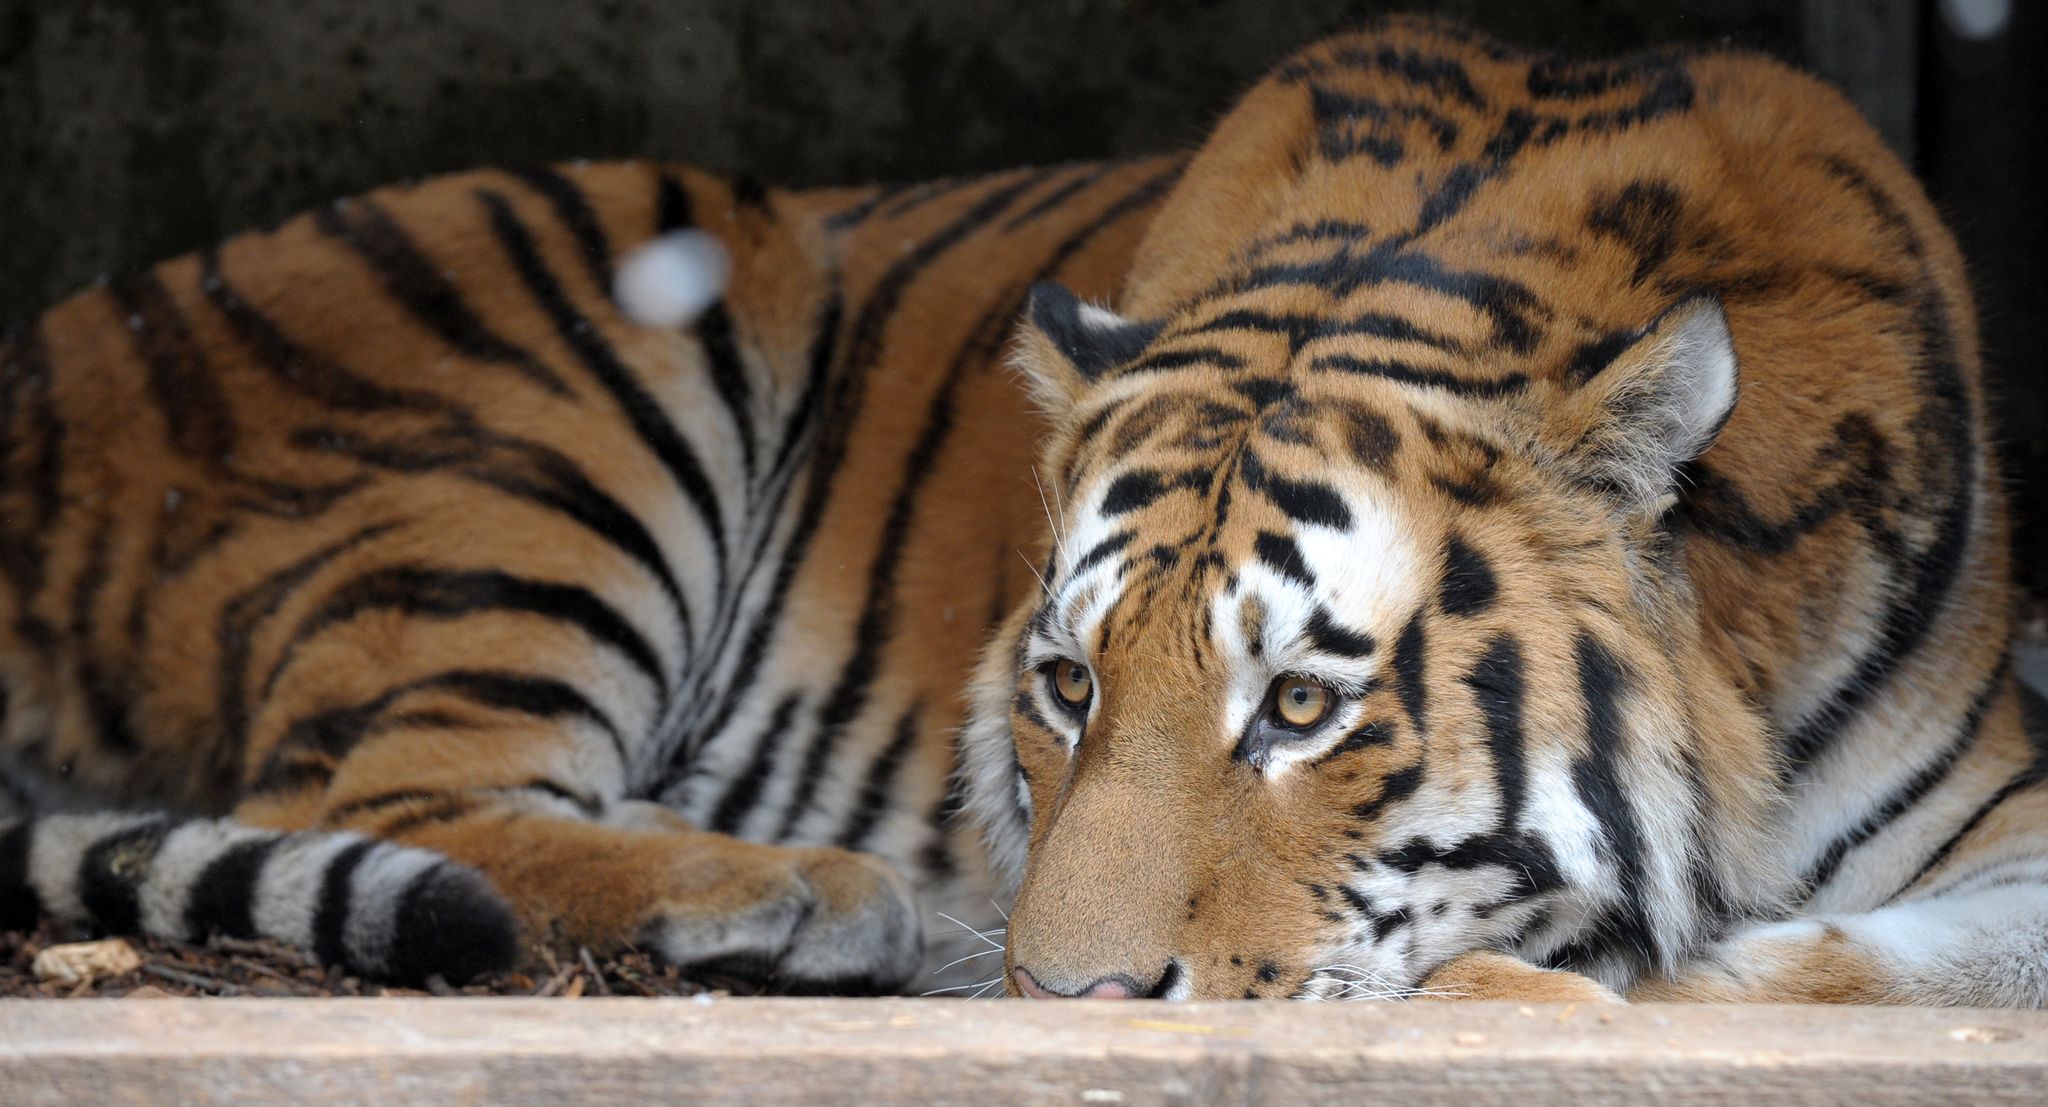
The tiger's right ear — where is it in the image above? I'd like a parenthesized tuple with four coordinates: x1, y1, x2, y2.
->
(1011, 281, 1162, 415)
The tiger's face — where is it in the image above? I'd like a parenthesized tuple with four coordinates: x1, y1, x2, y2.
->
(961, 270, 1754, 1000)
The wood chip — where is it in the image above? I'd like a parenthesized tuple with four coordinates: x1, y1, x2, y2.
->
(32, 939, 144, 985)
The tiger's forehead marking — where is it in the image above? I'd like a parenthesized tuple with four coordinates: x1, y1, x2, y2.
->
(1044, 440, 1428, 697)
(1218, 465, 1426, 667)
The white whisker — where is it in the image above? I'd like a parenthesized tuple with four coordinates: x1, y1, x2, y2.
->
(1017, 550, 1053, 599)
(934, 911, 1007, 952)
(921, 974, 1006, 997)
(930, 946, 1006, 975)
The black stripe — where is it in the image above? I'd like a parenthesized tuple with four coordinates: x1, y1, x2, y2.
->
(106, 271, 237, 466)
(1000, 164, 1114, 232)
(1803, 661, 2006, 893)
(1391, 612, 1428, 734)
(219, 524, 401, 782)
(1314, 717, 1393, 766)
(324, 789, 458, 826)
(1568, 632, 1658, 964)
(1069, 530, 1135, 579)
(1304, 607, 1375, 658)
(1887, 765, 2046, 904)
(692, 299, 759, 477)
(836, 705, 922, 850)
(464, 440, 696, 653)
(874, 172, 1015, 222)
(728, 174, 770, 211)
(432, 670, 620, 737)
(819, 182, 918, 231)
(504, 165, 614, 293)
(1313, 353, 1528, 397)
(1438, 533, 1499, 616)
(78, 818, 172, 935)
(706, 694, 804, 835)
(297, 426, 695, 657)
(311, 839, 377, 968)
(653, 170, 759, 475)
(314, 199, 570, 395)
(1351, 762, 1423, 819)
(1281, 43, 1485, 107)
(1101, 470, 1171, 516)
(1241, 451, 1353, 529)
(655, 169, 695, 232)
(262, 669, 625, 788)
(1126, 346, 1249, 374)
(1253, 531, 1314, 587)
(70, 525, 140, 754)
(267, 566, 664, 701)
(1467, 635, 1531, 830)
(377, 797, 485, 839)
(184, 835, 281, 940)
(0, 821, 40, 931)
(479, 188, 730, 595)
(200, 248, 454, 414)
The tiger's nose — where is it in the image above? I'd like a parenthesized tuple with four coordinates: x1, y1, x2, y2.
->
(1014, 964, 1170, 999)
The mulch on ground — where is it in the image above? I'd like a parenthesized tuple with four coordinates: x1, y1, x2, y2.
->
(0, 919, 744, 999)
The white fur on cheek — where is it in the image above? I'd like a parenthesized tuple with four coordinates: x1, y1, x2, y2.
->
(614, 230, 732, 328)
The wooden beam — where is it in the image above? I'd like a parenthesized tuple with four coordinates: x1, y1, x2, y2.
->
(0, 998, 2042, 1104)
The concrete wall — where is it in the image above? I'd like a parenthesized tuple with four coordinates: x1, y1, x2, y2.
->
(0, 0, 1807, 320)
(2, 0, 2037, 582)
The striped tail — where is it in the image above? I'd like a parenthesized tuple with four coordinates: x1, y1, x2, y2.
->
(0, 813, 518, 984)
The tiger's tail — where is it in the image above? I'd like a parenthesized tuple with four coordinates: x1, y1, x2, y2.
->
(0, 813, 519, 984)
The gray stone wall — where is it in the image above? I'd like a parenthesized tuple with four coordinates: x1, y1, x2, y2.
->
(4, 1, 2038, 584)
(1, 0, 1806, 321)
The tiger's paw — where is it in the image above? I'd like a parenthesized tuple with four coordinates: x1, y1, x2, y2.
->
(1415, 950, 1625, 1004)
(641, 842, 923, 995)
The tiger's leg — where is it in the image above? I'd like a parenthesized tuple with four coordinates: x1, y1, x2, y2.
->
(1414, 951, 1624, 1004)
(235, 706, 924, 992)
(1632, 697, 2048, 1007)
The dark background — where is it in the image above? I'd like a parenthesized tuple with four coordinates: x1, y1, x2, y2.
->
(0, 0, 2039, 592)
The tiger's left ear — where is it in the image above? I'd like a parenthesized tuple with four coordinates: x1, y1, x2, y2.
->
(1551, 295, 1738, 512)
(1011, 281, 1163, 415)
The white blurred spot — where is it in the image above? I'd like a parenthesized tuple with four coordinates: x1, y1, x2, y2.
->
(614, 230, 732, 329)
(1941, 0, 2011, 40)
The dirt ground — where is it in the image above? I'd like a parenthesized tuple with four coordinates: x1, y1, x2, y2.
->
(0, 919, 746, 999)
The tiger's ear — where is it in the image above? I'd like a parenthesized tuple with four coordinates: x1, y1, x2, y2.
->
(1011, 281, 1162, 415)
(1552, 295, 1738, 512)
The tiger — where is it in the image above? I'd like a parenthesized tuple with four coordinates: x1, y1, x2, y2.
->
(0, 146, 1182, 991)
(957, 17, 2048, 1005)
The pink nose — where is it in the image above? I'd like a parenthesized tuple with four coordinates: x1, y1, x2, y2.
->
(1014, 966, 1134, 999)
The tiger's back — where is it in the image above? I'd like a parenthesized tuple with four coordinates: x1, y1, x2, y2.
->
(0, 155, 1178, 988)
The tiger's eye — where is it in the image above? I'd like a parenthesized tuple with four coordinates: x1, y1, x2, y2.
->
(1271, 677, 1333, 728)
(1051, 660, 1093, 707)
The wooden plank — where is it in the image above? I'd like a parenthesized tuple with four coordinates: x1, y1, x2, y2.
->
(0, 998, 2042, 1105)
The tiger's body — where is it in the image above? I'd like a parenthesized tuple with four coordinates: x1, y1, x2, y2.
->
(4, 18, 2042, 1007)
(0, 154, 1179, 990)
(962, 20, 2048, 1005)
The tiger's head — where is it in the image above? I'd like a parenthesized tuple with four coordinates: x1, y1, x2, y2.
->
(959, 23, 1790, 1001)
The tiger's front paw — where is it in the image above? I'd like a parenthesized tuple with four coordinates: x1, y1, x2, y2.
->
(643, 841, 923, 995)
(1415, 950, 1624, 1004)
